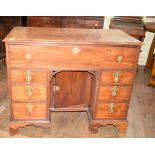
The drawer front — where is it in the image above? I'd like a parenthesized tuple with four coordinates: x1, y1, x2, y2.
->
(12, 102, 47, 120)
(95, 102, 128, 119)
(100, 70, 135, 85)
(12, 85, 47, 102)
(98, 86, 132, 102)
(9, 45, 138, 69)
(10, 70, 47, 83)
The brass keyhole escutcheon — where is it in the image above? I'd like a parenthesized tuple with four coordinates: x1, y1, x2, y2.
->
(26, 103, 33, 115)
(25, 53, 31, 61)
(108, 103, 115, 113)
(111, 86, 119, 98)
(27, 86, 33, 96)
(25, 70, 33, 82)
(117, 55, 123, 64)
(72, 46, 80, 54)
(113, 71, 121, 84)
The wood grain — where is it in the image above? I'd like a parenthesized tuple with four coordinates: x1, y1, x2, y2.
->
(27, 16, 104, 29)
(100, 70, 135, 85)
(110, 17, 145, 42)
(148, 59, 155, 86)
(12, 102, 47, 120)
(12, 85, 47, 102)
(54, 71, 93, 108)
(3, 27, 141, 45)
(98, 86, 132, 102)
(95, 103, 128, 119)
(10, 70, 47, 83)
(9, 45, 138, 70)
(3, 27, 142, 135)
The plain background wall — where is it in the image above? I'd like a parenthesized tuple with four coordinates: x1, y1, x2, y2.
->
(103, 16, 155, 65)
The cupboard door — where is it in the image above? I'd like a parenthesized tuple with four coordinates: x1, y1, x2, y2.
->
(54, 71, 93, 109)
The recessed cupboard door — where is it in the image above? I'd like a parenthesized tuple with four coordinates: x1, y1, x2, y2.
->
(53, 71, 93, 109)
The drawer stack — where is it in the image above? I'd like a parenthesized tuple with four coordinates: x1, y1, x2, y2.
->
(95, 47, 138, 120)
(9, 47, 49, 121)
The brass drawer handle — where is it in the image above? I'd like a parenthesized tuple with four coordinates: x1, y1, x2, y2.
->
(72, 46, 80, 54)
(27, 86, 33, 96)
(113, 71, 121, 84)
(117, 55, 123, 64)
(25, 70, 33, 82)
(26, 103, 33, 115)
(25, 53, 31, 61)
(111, 86, 119, 97)
(108, 103, 115, 113)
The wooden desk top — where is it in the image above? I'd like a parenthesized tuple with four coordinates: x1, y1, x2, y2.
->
(3, 26, 141, 45)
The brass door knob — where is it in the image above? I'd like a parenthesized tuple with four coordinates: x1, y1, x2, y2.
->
(117, 55, 123, 64)
(55, 86, 60, 92)
(26, 103, 33, 115)
(113, 71, 121, 84)
(27, 86, 33, 96)
(94, 23, 98, 27)
(25, 70, 33, 82)
(111, 86, 119, 98)
(72, 46, 80, 54)
(25, 53, 31, 61)
(108, 103, 115, 113)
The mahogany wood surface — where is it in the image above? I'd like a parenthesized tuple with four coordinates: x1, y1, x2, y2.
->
(148, 57, 155, 86)
(95, 103, 128, 119)
(12, 102, 47, 120)
(144, 23, 155, 71)
(27, 16, 104, 29)
(100, 70, 135, 85)
(9, 44, 138, 70)
(110, 16, 145, 41)
(12, 85, 47, 102)
(98, 86, 132, 102)
(10, 70, 47, 83)
(4, 27, 141, 45)
(3, 27, 142, 136)
(54, 71, 93, 108)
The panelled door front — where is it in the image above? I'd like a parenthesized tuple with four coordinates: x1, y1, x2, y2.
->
(53, 71, 93, 109)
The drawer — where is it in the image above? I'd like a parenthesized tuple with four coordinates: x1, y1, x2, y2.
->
(95, 102, 128, 119)
(100, 70, 135, 85)
(9, 45, 138, 69)
(12, 85, 47, 102)
(98, 86, 132, 102)
(12, 102, 47, 120)
(10, 70, 47, 83)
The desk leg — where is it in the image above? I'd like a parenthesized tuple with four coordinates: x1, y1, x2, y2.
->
(89, 120, 128, 137)
(9, 122, 52, 136)
(144, 35, 155, 71)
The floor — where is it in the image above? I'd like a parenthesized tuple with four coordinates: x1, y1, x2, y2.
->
(0, 64, 155, 138)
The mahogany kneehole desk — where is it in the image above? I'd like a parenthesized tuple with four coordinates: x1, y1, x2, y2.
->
(3, 27, 142, 136)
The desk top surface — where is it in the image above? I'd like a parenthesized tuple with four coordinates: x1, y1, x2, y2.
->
(3, 27, 141, 45)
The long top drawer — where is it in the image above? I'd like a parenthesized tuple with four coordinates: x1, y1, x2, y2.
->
(8, 45, 139, 70)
